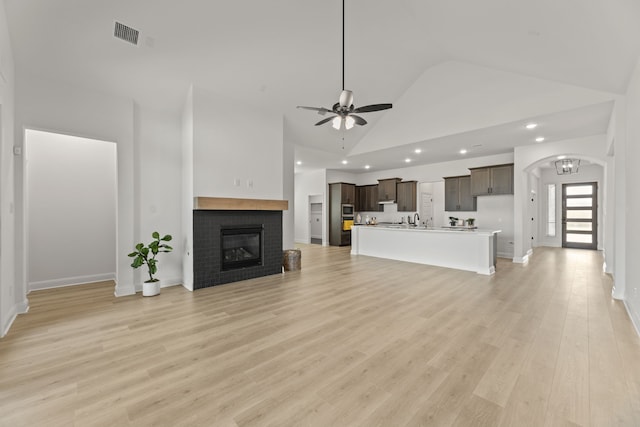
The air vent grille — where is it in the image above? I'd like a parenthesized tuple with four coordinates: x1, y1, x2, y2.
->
(114, 21, 139, 45)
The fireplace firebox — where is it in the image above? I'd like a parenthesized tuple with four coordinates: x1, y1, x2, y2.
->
(221, 226, 263, 271)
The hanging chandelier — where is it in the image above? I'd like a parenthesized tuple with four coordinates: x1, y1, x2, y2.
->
(555, 158, 580, 175)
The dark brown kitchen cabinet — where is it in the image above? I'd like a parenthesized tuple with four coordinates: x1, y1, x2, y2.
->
(340, 183, 356, 204)
(356, 185, 379, 212)
(329, 182, 355, 246)
(444, 175, 476, 212)
(396, 181, 417, 212)
(470, 164, 514, 196)
(378, 178, 401, 203)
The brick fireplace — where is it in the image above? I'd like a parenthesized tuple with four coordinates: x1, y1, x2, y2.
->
(192, 197, 287, 290)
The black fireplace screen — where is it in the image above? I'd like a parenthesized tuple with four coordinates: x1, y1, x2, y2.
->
(221, 226, 263, 271)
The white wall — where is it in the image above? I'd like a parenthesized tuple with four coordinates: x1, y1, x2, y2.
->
(15, 76, 136, 297)
(136, 107, 183, 287)
(624, 58, 640, 333)
(192, 87, 284, 199)
(537, 164, 604, 250)
(181, 86, 194, 291)
(282, 129, 295, 250)
(0, 0, 18, 337)
(294, 169, 326, 244)
(26, 130, 116, 290)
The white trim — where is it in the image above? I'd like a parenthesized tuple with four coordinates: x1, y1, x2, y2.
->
(513, 254, 529, 264)
(1, 306, 17, 338)
(624, 300, 640, 338)
(0, 300, 27, 338)
(295, 238, 310, 244)
(114, 282, 136, 297)
(159, 277, 182, 289)
(28, 273, 116, 292)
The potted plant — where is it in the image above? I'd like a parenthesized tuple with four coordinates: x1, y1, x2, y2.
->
(449, 216, 458, 226)
(466, 218, 476, 227)
(128, 231, 173, 296)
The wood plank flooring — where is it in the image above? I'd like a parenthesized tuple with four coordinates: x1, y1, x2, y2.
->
(1, 245, 639, 426)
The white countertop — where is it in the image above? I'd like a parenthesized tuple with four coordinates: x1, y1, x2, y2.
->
(353, 224, 501, 236)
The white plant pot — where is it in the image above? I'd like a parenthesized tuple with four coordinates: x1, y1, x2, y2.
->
(142, 280, 161, 297)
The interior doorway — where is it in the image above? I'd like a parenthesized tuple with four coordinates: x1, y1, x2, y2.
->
(25, 129, 117, 291)
(309, 200, 323, 245)
(562, 182, 597, 250)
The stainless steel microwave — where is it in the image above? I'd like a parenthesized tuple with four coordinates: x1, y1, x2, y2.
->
(342, 204, 354, 216)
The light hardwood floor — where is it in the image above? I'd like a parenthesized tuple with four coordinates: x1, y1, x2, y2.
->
(1, 245, 639, 426)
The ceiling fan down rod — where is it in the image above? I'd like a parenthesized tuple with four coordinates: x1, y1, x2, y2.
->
(342, 0, 345, 91)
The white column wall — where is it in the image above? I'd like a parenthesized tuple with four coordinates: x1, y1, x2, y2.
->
(0, 0, 18, 337)
(623, 59, 640, 331)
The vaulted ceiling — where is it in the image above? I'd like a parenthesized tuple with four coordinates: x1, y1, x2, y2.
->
(5, 0, 640, 172)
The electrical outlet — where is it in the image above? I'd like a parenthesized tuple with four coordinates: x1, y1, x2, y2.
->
(247, 179, 253, 189)
(234, 178, 240, 187)
(13, 146, 22, 155)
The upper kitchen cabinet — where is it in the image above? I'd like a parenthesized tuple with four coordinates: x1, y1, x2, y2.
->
(339, 183, 356, 204)
(396, 181, 417, 212)
(378, 178, 401, 203)
(470, 164, 514, 196)
(444, 175, 476, 212)
(356, 185, 379, 212)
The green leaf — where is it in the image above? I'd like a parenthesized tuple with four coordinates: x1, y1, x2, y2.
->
(141, 247, 149, 256)
(135, 243, 144, 251)
(161, 235, 172, 242)
(128, 252, 138, 257)
(152, 231, 160, 239)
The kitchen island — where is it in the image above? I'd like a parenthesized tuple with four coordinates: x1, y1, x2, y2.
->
(350, 225, 501, 275)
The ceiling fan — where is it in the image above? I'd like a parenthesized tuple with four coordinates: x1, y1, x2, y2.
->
(297, 0, 392, 130)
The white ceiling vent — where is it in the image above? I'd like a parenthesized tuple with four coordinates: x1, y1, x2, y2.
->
(114, 21, 139, 45)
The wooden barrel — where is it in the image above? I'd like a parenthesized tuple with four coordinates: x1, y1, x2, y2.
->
(283, 249, 301, 271)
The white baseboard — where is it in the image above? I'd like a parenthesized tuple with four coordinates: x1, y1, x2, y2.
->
(29, 273, 116, 292)
(513, 254, 529, 264)
(1, 306, 17, 338)
(294, 238, 310, 244)
(114, 283, 136, 297)
(624, 300, 640, 338)
(159, 277, 182, 289)
(497, 251, 514, 259)
(512, 249, 533, 264)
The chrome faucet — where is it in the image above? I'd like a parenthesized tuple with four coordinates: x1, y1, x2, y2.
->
(414, 213, 420, 224)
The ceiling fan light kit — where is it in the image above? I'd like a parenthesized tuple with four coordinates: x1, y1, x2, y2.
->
(297, 0, 392, 130)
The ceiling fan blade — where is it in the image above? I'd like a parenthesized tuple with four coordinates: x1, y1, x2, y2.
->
(349, 115, 367, 126)
(315, 116, 337, 126)
(297, 106, 332, 116)
(352, 103, 393, 113)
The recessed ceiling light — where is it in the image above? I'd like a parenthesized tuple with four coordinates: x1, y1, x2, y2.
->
(296, 161, 302, 165)
(341, 160, 348, 165)
(557, 155, 566, 159)
(459, 149, 467, 154)
(364, 165, 371, 169)
(405, 158, 411, 163)
(526, 123, 538, 130)
(536, 137, 545, 142)
(414, 148, 422, 154)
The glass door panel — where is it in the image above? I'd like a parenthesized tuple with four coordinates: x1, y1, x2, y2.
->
(562, 182, 597, 250)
